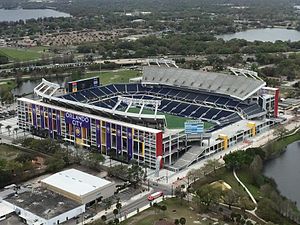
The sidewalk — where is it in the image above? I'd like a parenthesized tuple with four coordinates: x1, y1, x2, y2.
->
(80, 187, 153, 224)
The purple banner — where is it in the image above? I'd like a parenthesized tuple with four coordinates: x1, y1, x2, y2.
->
(127, 127, 133, 159)
(40, 106, 45, 129)
(75, 126, 82, 139)
(56, 110, 61, 136)
(116, 125, 122, 153)
(65, 112, 90, 128)
(32, 104, 37, 128)
(96, 120, 101, 150)
(48, 108, 53, 136)
(106, 122, 111, 151)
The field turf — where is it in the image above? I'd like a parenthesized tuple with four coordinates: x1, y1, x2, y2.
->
(127, 107, 214, 130)
(0, 47, 44, 61)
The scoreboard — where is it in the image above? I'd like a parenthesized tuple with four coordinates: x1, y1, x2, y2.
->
(184, 120, 204, 135)
(67, 77, 100, 93)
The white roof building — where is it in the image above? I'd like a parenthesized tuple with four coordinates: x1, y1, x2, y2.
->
(41, 169, 115, 204)
(0, 202, 14, 220)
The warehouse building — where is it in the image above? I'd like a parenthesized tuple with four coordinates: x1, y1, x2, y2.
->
(41, 169, 116, 205)
(3, 188, 85, 225)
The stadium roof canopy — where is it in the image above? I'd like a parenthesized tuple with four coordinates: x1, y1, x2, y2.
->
(142, 66, 266, 100)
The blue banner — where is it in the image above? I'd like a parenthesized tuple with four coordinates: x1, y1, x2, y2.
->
(127, 127, 133, 159)
(96, 120, 101, 149)
(32, 104, 37, 128)
(40, 106, 45, 129)
(116, 125, 122, 153)
(65, 112, 90, 128)
(106, 122, 111, 151)
(48, 108, 53, 136)
(56, 110, 61, 136)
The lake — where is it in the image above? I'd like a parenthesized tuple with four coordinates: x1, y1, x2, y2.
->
(12, 76, 67, 97)
(216, 28, 300, 42)
(0, 8, 70, 22)
(263, 141, 300, 208)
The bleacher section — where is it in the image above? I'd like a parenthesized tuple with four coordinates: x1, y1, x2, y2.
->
(58, 83, 266, 128)
(143, 66, 266, 100)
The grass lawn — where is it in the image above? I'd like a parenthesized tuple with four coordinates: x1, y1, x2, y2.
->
(85, 70, 141, 85)
(191, 167, 255, 210)
(0, 80, 16, 90)
(127, 107, 214, 130)
(120, 198, 225, 225)
(0, 47, 43, 61)
(0, 144, 22, 160)
(236, 169, 261, 199)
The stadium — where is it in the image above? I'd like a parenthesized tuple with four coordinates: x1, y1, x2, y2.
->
(17, 66, 280, 171)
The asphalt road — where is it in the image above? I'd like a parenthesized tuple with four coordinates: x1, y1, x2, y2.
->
(105, 183, 173, 221)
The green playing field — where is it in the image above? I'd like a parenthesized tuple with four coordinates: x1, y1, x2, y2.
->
(126, 107, 214, 130)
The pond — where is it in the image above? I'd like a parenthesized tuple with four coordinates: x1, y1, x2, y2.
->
(263, 141, 300, 208)
(12, 76, 67, 97)
(0, 8, 71, 22)
(216, 28, 300, 42)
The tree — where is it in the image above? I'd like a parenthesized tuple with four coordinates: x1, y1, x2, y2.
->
(174, 219, 180, 225)
(46, 156, 66, 172)
(187, 169, 198, 184)
(223, 148, 265, 170)
(160, 205, 167, 216)
(0, 55, 9, 65)
(204, 159, 222, 174)
(86, 152, 105, 170)
(116, 202, 122, 217)
(116, 202, 122, 211)
(113, 209, 118, 219)
(103, 198, 112, 211)
(0, 123, 3, 133)
(249, 155, 263, 185)
(13, 127, 18, 137)
(15, 152, 35, 163)
(175, 185, 186, 205)
(194, 184, 221, 210)
(5, 125, 12, 136)
(179, 217, 186, 225)
(273, 125, 288, 139)
(127, 161, 145, 188)
(101, 215, 107, 222)
(153, 202, 159, 214)
(222, 189, 238, 209)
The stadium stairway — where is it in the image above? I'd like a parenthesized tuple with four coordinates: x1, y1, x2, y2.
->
(170, 145, 206, 171)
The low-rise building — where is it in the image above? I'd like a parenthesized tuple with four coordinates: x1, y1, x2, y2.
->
(41, 169, 116, 205)
(3, 188, 85, 225)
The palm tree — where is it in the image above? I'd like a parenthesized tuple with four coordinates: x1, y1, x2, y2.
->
(0, 123, 3, 133)
(5, 125, 12, 136)
(101, 215, 107, 222)
(14, 127, 18, 137)
(113, 209, 118, 219)
(179, 217, 186, 225)
(116, 202, 122, 217)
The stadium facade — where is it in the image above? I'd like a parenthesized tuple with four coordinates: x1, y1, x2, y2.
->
(17, 67, 280, 170)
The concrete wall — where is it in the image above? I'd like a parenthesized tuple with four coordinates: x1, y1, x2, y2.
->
(47, 205, 85, 225)
(81, 182, 116, 204)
